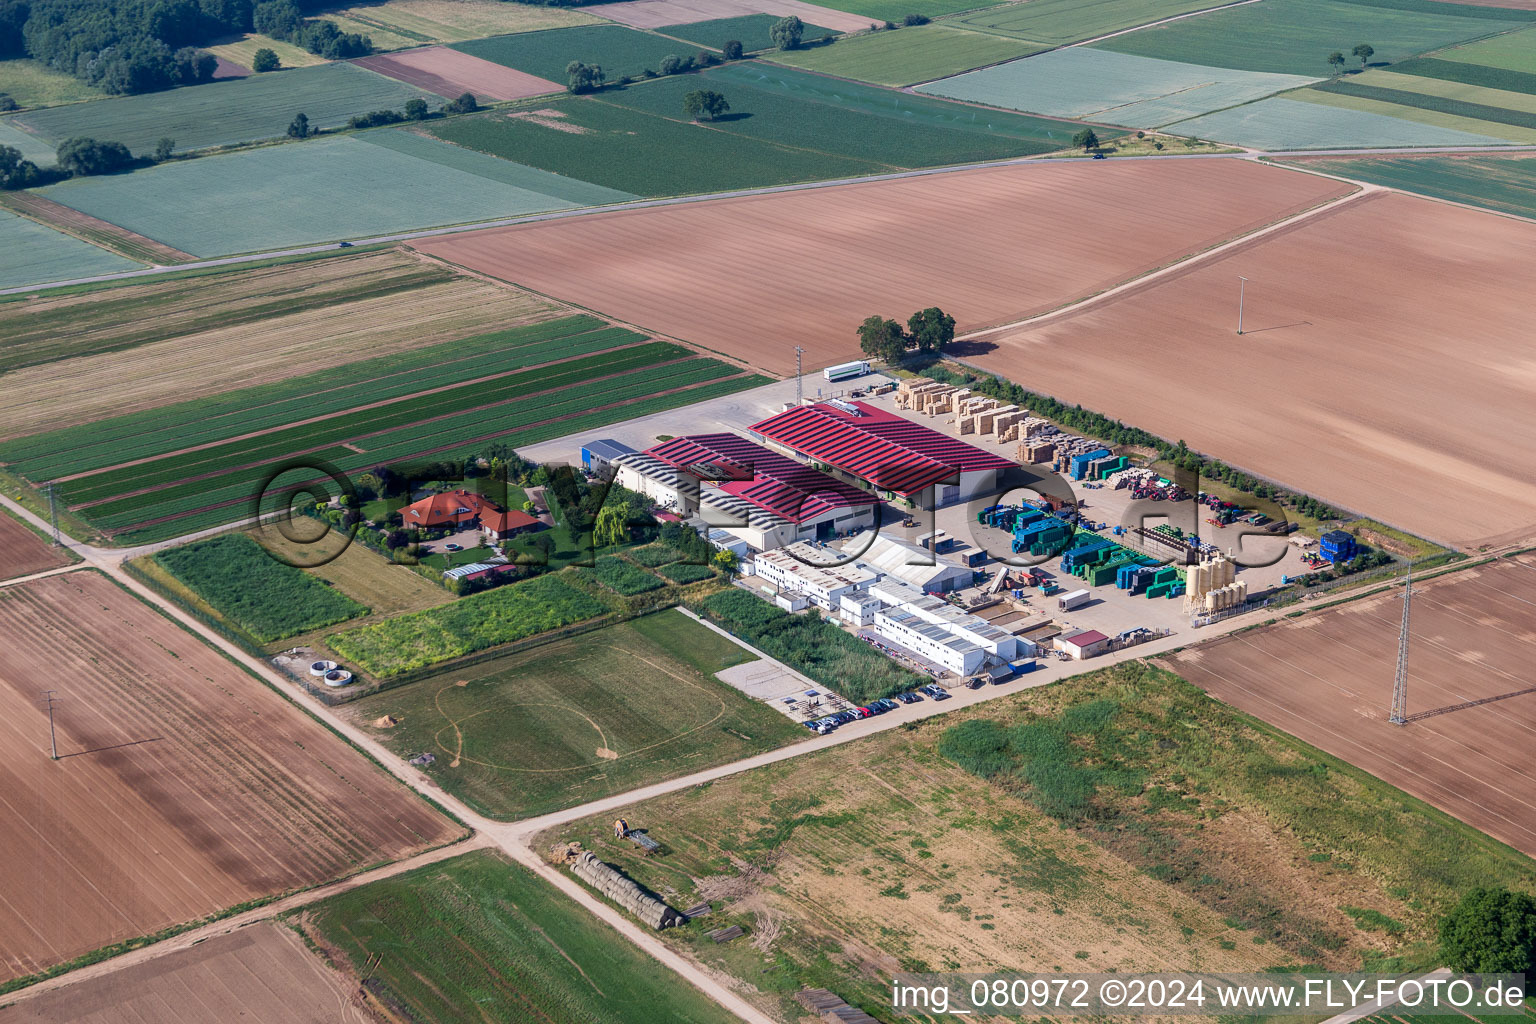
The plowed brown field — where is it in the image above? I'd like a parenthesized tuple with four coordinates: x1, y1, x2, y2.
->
(1165, 555, 1536, 859)
(0, 572, 461, 985)
(351, 47, 560, 101)
(972, 190, 1536, 550)
(0, 922, 370, 1024)
(0, 510, 69, 582)
(414, 159, 1353, 375)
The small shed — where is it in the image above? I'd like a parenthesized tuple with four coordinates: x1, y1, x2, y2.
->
(1057, 629, 1110, 660)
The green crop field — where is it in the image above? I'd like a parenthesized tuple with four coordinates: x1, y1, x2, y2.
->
(917, 46, 1313, 127)
(1091, 0, 1534, 77)
(657, 561, 715, 584)
(0, 209, 142, 291)
(657, 14, 838, 54)
(35, 131, 637, 258)
(154, 532, 368, 642)
(9, 62, 436, 156)
(1293, 86, 1536, 141)
(0, 120, 59, 165)
(1434, 23, 1536, 73)
(1315, 78, 1536, 130)
(329, 571, 610, 677)
(579, 555, 667, 595)
(1350, 68, 1536, 114)
(302, 850, 742, 1024)
(0, 58, 108, 109)
(1166, 93, 1511, 147)
(764, 23, 1045, 86)
(1390, 56, 1536, 96)
(1280, 154, 1536, 219)
(347, 609, 804, 818)
(453, 24, 709, 81)
(955, 0, 1223, 46)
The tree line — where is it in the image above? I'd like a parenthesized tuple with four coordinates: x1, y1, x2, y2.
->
(0, 0, 369, 94)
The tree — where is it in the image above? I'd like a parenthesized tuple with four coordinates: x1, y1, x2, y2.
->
(594, 504, 628, 549)
(770, 15, 803, 50)
(404, 97, 429, 120)
(287, 112, 310, 139)
(443, 91, 479, 113)
(565, 60, 605, 93)
(857, 314, 909, 365)
(521, 500, 536, 514)
(903, 12, 929, 25)
(713, 549, 738, 573)
(56, 137, 134, 176)
(659, 53, 691, 75)
(1072, 127, 1099, 152)
(0, 145, 40, 189)
(1352, 42, 1374, 68)
(252, 47, 280, 72)
(907, 306, 956, 353)
(0, 93, 18, 112)
(722, 39, 743, 60)
(683, 89, 730, 121)
(1440, 888, 1536, 975)
(153, 137, 175, 162)
(1327, 50, 1346, 75)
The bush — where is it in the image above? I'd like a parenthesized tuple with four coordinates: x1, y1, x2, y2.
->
(580, 555, 666, 595)
(443, 91, 479, 113)
(1439, 888, 1536, 975)
(347, 108, 405, 129)
(657, 561, 714, 585)
(903, 13, 929, 25)
(252, 47, 280, 72)
(697, 589, 923, 703)
(658, 54, 691, 75)
(722, 40, 743, 60)
(154, 533, 367, 642)
(56, 137, 134, 176)
(0, 144, 41, 189)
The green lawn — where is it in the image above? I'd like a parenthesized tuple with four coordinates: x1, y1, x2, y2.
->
(657, 14, 838, 53)
(346, 609, 803, 818)
(1091, 0, 1533, 76)
(154, 532, 368, 642)
(1277, 153, 1536, 218)
(302, 850, 744, 1024)
(0, 208, 141, 291)
(0, 58, 108, 109)
(35, 130, 636, 258)
(764, 23, 1045, 86)
(453, 24, 713, 81)
(954, 0, 1224, 46)
(9, 62, 436, 155)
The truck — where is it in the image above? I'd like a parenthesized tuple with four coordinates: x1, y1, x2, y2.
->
(1057, 588, 1091, 611)
(824, 359, 870, 382)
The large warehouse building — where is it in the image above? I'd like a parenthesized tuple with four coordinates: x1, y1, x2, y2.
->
(610, 432, 879, 550)
(749, 400, 1012, 508)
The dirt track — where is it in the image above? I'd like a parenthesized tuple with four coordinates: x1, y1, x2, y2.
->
(1164, 555, 1536, 859)
(0, 572, 462, 984)
(352, 47, 561, 101)
(415, 158, 1353, 375)
(970, 190, 1536, 550)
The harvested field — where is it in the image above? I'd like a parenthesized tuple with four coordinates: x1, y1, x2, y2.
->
(0, 572, 460, 985)
(204, 32, 329, 69)
(0, 209, 141, 293)
(585, 0, 879, 33)
(0, 248, 561, 435)
(0, 922, 369, 1024)
(0, 60, 108, 109)
(0, 191, 193, 264)
(415, 158, 1353, 374)
(1164, 555, 1536, 859)
(351, 46, 561, 101)
(0, 506, 70, 582)
(322, 0, 603, 48)
(971, 190, 1536, 549)
(256, 527, 455, 621)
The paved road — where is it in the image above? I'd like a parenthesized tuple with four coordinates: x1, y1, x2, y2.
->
(6, 144, 1534, 298)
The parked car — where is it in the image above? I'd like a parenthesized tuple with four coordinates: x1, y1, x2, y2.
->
(897, 691, 923, 704)
(811, 717, 839, 734)
(966, 678, 986, 690)
(851, 706, 872, 718)
(445, 543, 463, 552)
(923, 684, 952, 701)
(871, 698, 898, 713)
(833, 710, 859, 725)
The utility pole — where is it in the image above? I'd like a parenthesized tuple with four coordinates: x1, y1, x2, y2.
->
(45, 482, 61, 545)
(794, 346, 805, 408)
(1389, 569, 1411, 725)
(40, 690, 59, 760)
(1236, 276, 1249, 336)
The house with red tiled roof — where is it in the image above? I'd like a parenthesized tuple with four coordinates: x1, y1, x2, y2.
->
(399, 488, 545, 544)
(481, 507, 543, 542)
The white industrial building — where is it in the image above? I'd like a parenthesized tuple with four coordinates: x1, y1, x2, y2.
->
(874, 607, 987, 676)
(839, 591, 882, 628)
(867, 578, 1028, 661)
(753, 543, 878, 611)
(855, 534, 973, 593)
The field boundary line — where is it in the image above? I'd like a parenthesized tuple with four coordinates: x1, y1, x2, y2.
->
(959, 182, 1375, 340)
